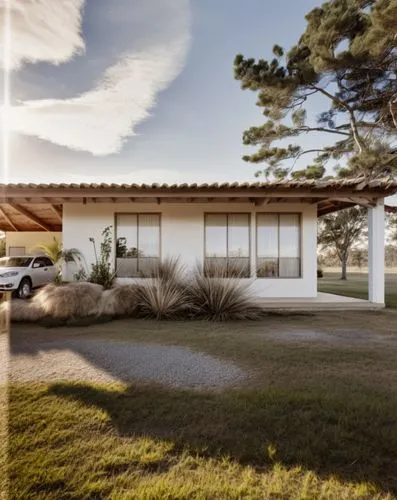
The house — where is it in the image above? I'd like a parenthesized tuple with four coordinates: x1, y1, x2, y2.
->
(0, 179, 396, 307)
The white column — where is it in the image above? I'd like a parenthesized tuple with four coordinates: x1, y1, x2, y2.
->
(250, 209, 256, 278)
(368, 199, 385, 305)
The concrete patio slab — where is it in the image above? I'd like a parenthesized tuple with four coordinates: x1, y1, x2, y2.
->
(256, 292, 382, 311)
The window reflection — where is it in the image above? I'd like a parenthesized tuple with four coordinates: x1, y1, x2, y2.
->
(257, 213, 301, 278)
(115, 214, 160, 277)
(204, 213, 250, 277)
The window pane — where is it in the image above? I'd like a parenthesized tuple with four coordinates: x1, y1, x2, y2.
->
(279, 214, 300, 277)
(116, 258, 138, 277)
(116, 214, 138, 257)
(279, 214, 300, 258)
(138, 257, 159, 276)
(257, 214, 278, 257)
(205, 214, 227, 257)
(228, 214, 249, 258)
(138, 214, 160, 258)
(257, 258, 278, 278)
(228, 257, 250, 277)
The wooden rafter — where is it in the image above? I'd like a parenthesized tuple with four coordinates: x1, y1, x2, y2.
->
(250, 197, 271, 206)
(0, 206, 19, 231)
(8, 204, 53, 231)
(331, 197, 377, 208)
(50, 204, 62, 222)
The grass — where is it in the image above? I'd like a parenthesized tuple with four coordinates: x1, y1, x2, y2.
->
(318, 272, 397, 308)
(9, 312, 397, 499)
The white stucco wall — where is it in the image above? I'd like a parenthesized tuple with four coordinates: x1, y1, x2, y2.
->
(62, 202, 318, 298)
(5, 232, 61, 256)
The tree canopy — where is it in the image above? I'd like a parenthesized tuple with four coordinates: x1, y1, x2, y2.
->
(318, 207, 367, 279)
(234, 0, 397, 180)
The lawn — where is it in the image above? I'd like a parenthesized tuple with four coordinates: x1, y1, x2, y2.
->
(8, 313, 397, 499)
(318, 272, 397, 308)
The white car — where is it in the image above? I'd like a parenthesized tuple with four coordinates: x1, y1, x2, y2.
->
(0, 256, 58, 298)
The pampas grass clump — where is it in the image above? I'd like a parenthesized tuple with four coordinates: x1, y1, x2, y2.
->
(189, 271, 264, 321)
(32, 282, 103, 319)
(136, 279, 191, 320)
(98, 285, 140, 317)
(136, 257, 192, 319)
(1, 299, 45, 322)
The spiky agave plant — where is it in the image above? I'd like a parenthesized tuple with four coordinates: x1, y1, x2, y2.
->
(140, 256, 185, 281)
(136, 257, 191, 319)
(136, 278, 191, 320)
(189, 264, 264, 321)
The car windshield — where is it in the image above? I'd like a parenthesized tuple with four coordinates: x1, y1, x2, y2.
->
(0, 257, 33, 268)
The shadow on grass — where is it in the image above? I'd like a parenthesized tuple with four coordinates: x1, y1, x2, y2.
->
(49, 382, 397, 495)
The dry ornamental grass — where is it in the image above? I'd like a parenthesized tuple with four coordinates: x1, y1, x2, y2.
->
(32, 282, 103, 319)
(7, 258, 265, 323)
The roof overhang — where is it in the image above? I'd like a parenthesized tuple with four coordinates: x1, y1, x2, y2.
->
(0, 179, 396, 232)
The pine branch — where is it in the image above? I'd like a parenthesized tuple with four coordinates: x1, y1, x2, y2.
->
(298, 126, 350, 136)
(311, 85, 366, 154)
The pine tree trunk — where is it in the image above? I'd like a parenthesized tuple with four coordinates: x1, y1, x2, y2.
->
(341, 257, 347, 280)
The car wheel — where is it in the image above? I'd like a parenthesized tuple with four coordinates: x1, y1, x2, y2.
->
(17, 278, 32, 299)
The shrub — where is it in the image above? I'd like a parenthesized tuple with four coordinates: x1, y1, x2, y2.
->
(1, 299, 45, 322)
(32, 282, 103, 319)
(317, 268, 324, 278)
(73, 267, 88, 282)
(189, 266, 264, 321)
(88, 226, 115, 289)
(98, 285, 140, 317)
(136, 279, 191, 320)
(136, 258, 191, 319)
(140, 256, 185, 281)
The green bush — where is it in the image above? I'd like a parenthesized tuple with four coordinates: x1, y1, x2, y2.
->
(88, 226, 115, 289)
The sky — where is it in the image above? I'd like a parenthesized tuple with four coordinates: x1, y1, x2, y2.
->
(0, 0, 395, 207)
(0, 0, 328, 185)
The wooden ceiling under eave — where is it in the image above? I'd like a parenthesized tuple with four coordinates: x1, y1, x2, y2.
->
(0, 203, 62, 232)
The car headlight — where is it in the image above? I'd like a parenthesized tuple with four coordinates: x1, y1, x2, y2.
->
(0, 271, 19, 278)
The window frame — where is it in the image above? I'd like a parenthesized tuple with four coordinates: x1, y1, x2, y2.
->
(203, 212, 251, 278)
(114, 212, 162, 278)
(255, 212, 302, 279)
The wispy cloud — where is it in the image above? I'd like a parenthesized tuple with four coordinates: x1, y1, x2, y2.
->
(3, 0, 191, 156)
(0, 0, 85, 69)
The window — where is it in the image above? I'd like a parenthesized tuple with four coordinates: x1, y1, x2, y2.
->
(33, 257, 45, 268)
(8, 246, 25, 256)
(33, 257, 53, 268)
(204, 213, 250, 277)
(115, 214, 160, 277)
(256, 213, 301, 278)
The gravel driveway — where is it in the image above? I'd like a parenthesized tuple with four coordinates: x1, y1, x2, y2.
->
(10, 336, 246, 389)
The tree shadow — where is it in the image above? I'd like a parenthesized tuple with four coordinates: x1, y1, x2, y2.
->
(49, 381, 397, 495)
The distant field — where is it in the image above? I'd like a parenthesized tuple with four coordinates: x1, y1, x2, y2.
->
(323, 267, 397, 274)
(318, 272, 397, 308)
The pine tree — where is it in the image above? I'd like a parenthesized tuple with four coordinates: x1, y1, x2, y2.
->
(234, 0, 397, 180)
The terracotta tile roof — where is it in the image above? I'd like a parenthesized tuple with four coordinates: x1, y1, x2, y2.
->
(0, 178, 396, 191)
(0, 178, 395, 232)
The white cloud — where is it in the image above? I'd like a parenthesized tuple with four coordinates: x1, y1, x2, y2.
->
(3, 0, 191, 156)
(0, 0, 85, 69)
